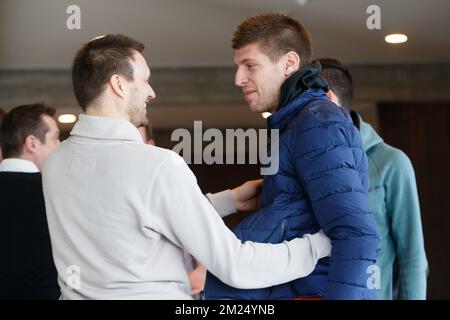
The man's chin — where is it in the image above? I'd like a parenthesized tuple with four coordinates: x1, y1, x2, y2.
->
(247, 103, 260, 113)
(129, 116, 148, 128)
(136, 117, 148, 128)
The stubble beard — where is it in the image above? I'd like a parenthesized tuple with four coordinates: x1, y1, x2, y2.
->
(127, 103, 148, 128)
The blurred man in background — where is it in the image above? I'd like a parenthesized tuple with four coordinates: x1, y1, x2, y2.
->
(315, 57, 428, 300)
(138, 121, 156, 146)
(0, 103, 60, 299)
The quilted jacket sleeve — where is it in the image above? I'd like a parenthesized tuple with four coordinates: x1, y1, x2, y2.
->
(293, 108, 381, 299)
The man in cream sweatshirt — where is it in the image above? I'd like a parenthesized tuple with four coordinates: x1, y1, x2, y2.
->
(42, 34, 331, 300)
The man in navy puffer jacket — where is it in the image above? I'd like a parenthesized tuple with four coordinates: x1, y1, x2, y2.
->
(204, 13, 380, 300)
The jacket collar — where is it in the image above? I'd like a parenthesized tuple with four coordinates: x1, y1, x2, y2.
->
(70, 114, 144, 143)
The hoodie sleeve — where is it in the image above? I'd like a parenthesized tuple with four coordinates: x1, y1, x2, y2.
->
(205, 189, 237, 218)
(293, 109, 381, 299)
(384, 149, 428, 299)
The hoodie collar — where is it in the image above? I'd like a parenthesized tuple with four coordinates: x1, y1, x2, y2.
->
(277, 62, 329, 109)
(267, 63, 329, 130)
(70, 114, 144, 143)
(353, 111, 383, 152)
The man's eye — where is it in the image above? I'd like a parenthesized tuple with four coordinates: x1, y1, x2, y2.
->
(247, 64, 255, 69)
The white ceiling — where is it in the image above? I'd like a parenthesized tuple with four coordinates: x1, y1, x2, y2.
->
(1, 0, 450, 69)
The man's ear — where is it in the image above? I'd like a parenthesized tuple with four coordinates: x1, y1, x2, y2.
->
(109, 74, 127, 99)
(326, 89, 341, 107)
(23, 134, 39, 154)
(284, 51, 301, 77)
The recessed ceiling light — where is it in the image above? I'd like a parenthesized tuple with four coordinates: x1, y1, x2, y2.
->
(296, 0, 310, 6)
(58, 114, 77, 124)
(385, 33, 408, 44)
(262, 112, 272, 119)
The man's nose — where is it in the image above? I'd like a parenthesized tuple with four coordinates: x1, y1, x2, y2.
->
(148, 85, 156, 100)
(235, 68, 247, 87)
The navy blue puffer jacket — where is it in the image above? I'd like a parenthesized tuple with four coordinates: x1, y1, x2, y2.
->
(204, 64, 380, 300)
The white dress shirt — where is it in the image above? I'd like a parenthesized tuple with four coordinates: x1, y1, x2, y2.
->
(0, 158, 39, 173)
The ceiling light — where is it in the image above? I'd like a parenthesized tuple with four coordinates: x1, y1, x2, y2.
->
(385, 33, 408, 44)
(58, 114, 77, 124)
(296, 0, 310, 6)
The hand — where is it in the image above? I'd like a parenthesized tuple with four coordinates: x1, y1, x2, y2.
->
(188, 262, 207, 295)
(230, 179, 264, 212)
